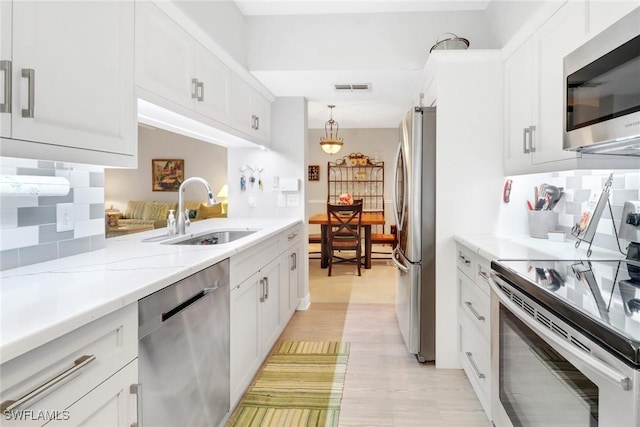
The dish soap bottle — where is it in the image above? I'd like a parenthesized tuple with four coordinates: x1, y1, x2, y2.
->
(167, 210, 176, 235)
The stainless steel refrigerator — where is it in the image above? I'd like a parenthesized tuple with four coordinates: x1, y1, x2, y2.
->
(391, 106, 436, 363)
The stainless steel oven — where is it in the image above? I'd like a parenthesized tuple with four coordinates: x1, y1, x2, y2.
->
(489, 260, 640, 427)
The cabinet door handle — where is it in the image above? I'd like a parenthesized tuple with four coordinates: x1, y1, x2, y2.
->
(191, 78, 198, 99)
(264, 276, 269, 300)
(529, 125, 536, 153)
(21, 68, 35, 118)
(464, 301, 485, 322)
(0, 354, 96, 413)
(458, 253, 471, 265)
(197, 81, 204, 102)
(287, 232, 298, 241)
(130, 383, 143, 427)
(250, 114, 257, 129)
(255, 115, 259, 130)
(260, 278, 266, 302)
(464, 351, 485, 379)
(478, 269, 490, 282)
(291, 252, 297, 271)
(523, 127, 530, 154)
(0, 60, 11, 113)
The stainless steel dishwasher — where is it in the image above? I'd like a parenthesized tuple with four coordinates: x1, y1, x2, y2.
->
(138, 259, 230, 427)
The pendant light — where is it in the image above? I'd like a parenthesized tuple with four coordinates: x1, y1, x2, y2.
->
(319, 105, 343, 155)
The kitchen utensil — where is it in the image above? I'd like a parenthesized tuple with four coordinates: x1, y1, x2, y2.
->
(534, 184, 548, 210)
(548, 191, 564, 210)
(544, 185, 561, 210)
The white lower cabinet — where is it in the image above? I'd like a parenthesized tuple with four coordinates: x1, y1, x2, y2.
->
(229, 223, 302, 409)
(259, 260, 283, 358)
(58, 360, 138, 427)
(229, 269, 262, 406)
(456, 243, 491, 419)
(281, 227, 301, 321)
(229, 259, 282, 407)
(0, 304, 138, 427)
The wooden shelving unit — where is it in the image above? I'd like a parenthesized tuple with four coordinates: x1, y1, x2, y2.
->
(327, 153, 385, 232)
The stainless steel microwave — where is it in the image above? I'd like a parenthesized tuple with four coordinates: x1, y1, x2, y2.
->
(563, 7, 640, 155)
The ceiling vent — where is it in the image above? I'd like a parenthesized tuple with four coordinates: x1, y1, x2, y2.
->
(334, 83, 371, 92)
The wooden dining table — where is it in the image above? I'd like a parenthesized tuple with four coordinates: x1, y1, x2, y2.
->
(308, 212, 385, 269)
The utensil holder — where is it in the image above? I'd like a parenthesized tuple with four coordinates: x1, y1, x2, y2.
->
(528, 211, 558, 239)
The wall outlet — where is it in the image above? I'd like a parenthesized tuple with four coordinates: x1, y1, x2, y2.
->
(56, 203, 74, 232)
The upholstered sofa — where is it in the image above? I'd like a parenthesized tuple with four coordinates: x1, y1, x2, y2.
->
(116, 200, 226, 229)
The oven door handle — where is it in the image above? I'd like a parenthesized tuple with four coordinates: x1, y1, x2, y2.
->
(489, 273, 632, 392)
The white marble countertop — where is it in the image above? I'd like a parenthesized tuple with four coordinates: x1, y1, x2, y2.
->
(454, 234, 626, 262)
(0, 217, 300, 364)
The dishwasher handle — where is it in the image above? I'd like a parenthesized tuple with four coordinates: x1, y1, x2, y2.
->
(161, 284, 219, 322)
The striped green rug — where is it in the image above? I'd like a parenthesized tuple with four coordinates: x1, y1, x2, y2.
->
(227, 341, 350, 427)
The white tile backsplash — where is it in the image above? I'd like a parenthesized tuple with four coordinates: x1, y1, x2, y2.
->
(73, 187, 104, 204)
(0, 226, 39, 251)
(0, 156, 105, 270)
(0, 209, 18, 229)
(74, 218, 105, 239)
(500, 169, 640, 252)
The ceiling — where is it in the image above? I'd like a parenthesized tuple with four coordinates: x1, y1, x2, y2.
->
(233, 0, 494, 129)
(234, 1, 491, 16)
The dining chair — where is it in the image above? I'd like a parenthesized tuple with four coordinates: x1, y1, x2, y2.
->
(327, 202, 363, 276)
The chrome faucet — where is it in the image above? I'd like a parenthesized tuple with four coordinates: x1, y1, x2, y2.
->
(176, 177, 217, 235)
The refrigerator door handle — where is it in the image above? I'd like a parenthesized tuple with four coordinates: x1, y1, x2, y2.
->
(392, 142, 407, 231)
(391, 247, 409, 273)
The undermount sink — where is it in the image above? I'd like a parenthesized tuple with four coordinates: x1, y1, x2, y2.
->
(162, 229, 257, 245)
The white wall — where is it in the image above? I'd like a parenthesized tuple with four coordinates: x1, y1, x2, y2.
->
(423, 51, 504, 369)
(227, 98, 307, 219)
(483, 1, 548, 47)
(105, 126, 228, 212)
(246, 11, 497, 72)
(171, 0, 247, 67)
(306, 128, 398, 234)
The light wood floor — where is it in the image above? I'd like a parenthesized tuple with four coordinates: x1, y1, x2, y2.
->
(275, 251, 492, 427)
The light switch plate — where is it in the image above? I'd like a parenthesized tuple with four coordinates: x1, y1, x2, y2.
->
(286, 194, 299, 207)
(56, 203, 74, 232)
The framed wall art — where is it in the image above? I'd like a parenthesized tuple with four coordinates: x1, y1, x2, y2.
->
(308, 165, 320, 181)
(152, 159, 184, 191)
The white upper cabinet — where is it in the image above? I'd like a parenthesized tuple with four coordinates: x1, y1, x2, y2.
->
(504, 37, 537, 174)
(231, 74, 271, 145)
(532, 1, 587, 165)
(135, 1, 196, 110)
(587, 1, 640, 37)
(0, 2, 11, 139)
(503, 1, 582, 175)
(194, 42, 231, 123)
(136, 1, 271, 146)
(0, 1, 136, 166)
(503, 0, 640, 175)
(135, 2, 231, 124)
